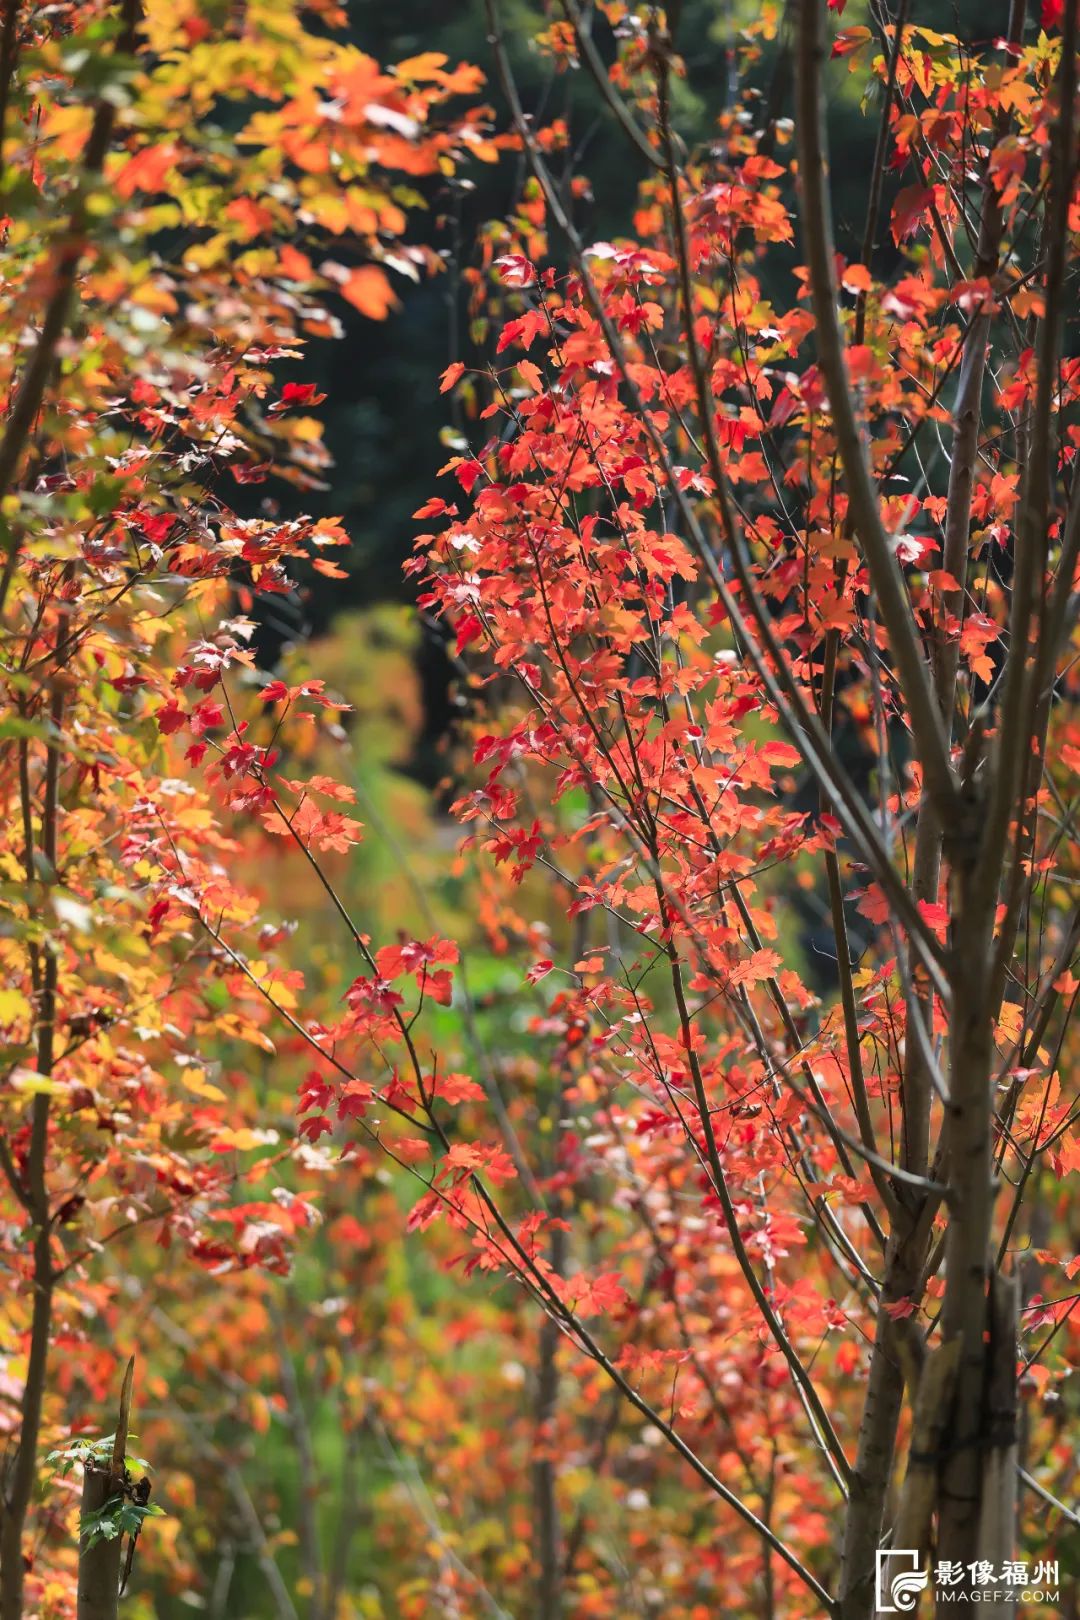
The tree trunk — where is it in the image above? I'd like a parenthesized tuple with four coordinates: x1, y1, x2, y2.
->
(976, 1274, 1019, 1604)
(76, 1467, 123, 1620)
(936, 885, 999, 1591)
(77, 1356, 136, 1620)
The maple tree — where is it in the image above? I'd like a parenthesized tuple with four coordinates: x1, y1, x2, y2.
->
(0, 1, 485, 1615)
(3, 1, 1080, 1619)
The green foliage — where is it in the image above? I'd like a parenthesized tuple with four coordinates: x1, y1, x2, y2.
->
(80, 1497, 165, 1550)
(46, 1435, 152, 1478)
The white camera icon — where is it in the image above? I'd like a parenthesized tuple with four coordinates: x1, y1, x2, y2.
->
(876, 1549, 930, 1613)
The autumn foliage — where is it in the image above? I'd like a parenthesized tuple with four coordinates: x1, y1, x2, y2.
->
(2, 2, 1080, 1619)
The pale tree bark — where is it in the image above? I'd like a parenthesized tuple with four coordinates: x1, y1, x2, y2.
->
(76, 1359, 135, 1620)
(77, 1472, 125, 1620)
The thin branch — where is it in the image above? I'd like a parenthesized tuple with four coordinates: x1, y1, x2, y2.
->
(793, 0, 957, 826)
(559, 0, 662, 170)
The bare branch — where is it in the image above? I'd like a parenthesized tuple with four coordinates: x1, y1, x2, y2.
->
(793, 0, 958, 824)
